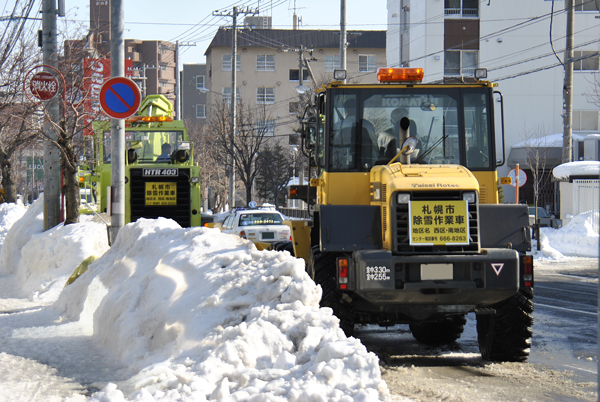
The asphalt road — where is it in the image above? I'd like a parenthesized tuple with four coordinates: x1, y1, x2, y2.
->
(357, 257, 599, 401)
(531, 258, 598, 384)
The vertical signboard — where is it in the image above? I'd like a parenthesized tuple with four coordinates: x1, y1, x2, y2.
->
(82, 58, 133, 135)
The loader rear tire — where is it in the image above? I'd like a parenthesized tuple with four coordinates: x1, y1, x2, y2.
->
(272, 241, 294, 256)
(477, 287, 534, 362)
(310, 246, 355, 337)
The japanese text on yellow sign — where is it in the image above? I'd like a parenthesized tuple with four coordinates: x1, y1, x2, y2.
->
(409, 200, 469, 245)
(145, 182, 177, 206)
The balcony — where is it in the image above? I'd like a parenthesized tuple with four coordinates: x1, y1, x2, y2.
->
(444, 7, 478, 17)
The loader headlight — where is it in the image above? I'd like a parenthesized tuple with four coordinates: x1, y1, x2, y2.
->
(397, 193, 410, 204)
(462, 192, 476, 203)
(174, 149, 190, 163)
(191, 177, 199, 183)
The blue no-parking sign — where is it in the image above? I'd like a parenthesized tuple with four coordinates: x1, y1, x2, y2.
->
(99, 77, 141, 119)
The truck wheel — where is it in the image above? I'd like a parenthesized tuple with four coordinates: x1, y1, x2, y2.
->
(477, 287, 534, 362)
(310, 246, 355, 337)
(409, 315, 466, 346)
(272, 241, 294, 256)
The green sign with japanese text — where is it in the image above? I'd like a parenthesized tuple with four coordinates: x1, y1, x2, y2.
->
(409, 200, 469, 245)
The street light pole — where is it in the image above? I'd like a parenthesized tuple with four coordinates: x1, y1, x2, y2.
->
(562, 0, 574, 163)
(41, 0, 61, 230)
(109, 0, 125, 241)
(213, 6, 258, 209)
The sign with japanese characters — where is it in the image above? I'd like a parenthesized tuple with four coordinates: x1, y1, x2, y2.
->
(30, 72, 59, 101)
(145, 182, 177, 206)
(409, 200, 469, 245)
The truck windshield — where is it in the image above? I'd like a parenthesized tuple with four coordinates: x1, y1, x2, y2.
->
(328, 87, 493, 171)
(103, 130, 185, 163)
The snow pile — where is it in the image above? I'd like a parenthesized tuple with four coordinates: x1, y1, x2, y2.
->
(0, 196, 110, 302)
(553, 160, 600, 180)
(0, 201, 27, 253)
(54, 218, 389, 401)
(534, 210, 599, 259)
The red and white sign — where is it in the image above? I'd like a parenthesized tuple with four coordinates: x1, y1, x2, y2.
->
(508, 168, 527, 187)
(82, 58, 133, 135)
(30, 72, 59, 101)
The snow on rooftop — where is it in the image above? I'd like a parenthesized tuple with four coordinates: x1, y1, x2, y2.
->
(552, 161, 600, 180)
(512, 132, 586, 149)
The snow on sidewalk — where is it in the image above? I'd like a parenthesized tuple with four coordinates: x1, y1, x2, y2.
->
(0, 199, 390, 402)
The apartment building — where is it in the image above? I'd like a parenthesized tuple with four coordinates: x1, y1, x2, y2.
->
(88, 1, 177, 109)
(125, 39, 177, 107)
(204, 28, 386, 139)
(181, 64, 208, 123)
(387, 0, 600, 212)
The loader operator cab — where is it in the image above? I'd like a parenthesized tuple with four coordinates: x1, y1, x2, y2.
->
(100, 130, 190, 165)
(306, 69, 499, 175)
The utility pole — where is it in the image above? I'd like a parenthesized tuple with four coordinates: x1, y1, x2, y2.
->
(213, 6, 258, 209)
(174, 41, 195, 120)
(41, 0, 61, 230)
(110, 0, 125, 241)
(340, 0, 347, 81)
(562, 0, 574, 163)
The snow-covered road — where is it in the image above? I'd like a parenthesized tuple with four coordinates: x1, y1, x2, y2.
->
(0, 199, 596, 401)
(365, 259, 598, 402)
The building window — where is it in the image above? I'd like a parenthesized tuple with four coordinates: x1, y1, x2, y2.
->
(289, 69, 310, 81)
(222, 54, 241, 72)
(575, 0, 597, 11)
(257, 120, 275, 136)
(444, 50, 478, 75)
(358, 54, 377, 72)
(159, 64, 167, 71)
(159, 81, 168, 88)
(196, 75, 205, 89)
(257, 54, 275, 71)
(325, 55, 340, 72)
(196, 104, 206, 119)
(573, 50, 600, 71)
(222, 87, 241, 104)
(256, 87, 275, 104)
(573, 110, 599, 131)
(444, 0, 478, 17)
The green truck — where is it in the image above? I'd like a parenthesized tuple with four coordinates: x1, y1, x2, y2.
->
(80, 95, 202, 227)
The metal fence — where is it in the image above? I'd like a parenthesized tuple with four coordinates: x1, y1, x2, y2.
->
(574, 179, 599, 233)
(280, 207, 311, 219)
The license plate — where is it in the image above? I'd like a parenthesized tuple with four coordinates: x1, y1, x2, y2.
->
(420, 263, 453, 280)
(262, 232, 275, 240)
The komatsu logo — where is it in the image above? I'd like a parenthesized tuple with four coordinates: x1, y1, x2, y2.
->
(382, 97, 426, 107)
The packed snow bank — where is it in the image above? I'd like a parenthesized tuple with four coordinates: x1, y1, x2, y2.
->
(56, 218, 389, 401)
(0, 196, 110, 302)
(533, 210, 599, 259)
(0, 201, 27, 253)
